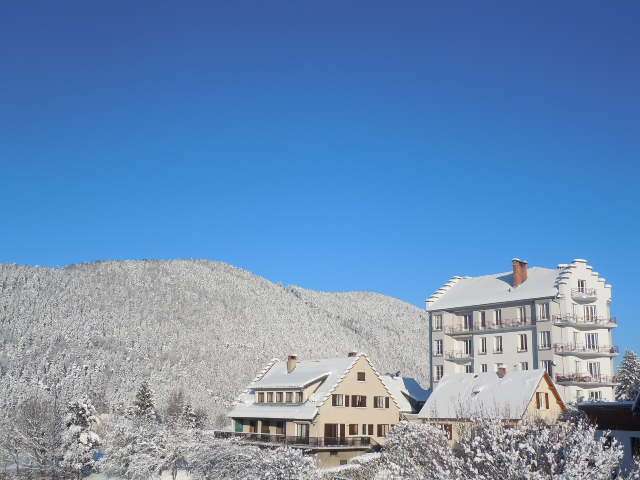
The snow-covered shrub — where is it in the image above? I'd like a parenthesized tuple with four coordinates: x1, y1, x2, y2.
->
(60, 399, 101, 479)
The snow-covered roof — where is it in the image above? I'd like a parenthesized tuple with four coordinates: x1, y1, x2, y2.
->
(427, 267, 559, 311)
(381, 375, 431, 413)
(417, 370, 553, 421)
(229, 353, 388, 421)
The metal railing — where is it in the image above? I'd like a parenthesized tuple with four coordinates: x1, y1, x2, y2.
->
(552, 315, 617, 327)
(445, 318, 534, 335)
(213, 431, 371, 448)
(445, 351, 472, 361)
(553, 344, 619, 355)
(555, 373, 617, 385)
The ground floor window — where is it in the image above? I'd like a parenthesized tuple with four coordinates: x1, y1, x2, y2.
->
(588, 390, 602, 401)
(348, 424, 358, 435)
(437, 423, 453, 440)
(377, 424, 390, 437)
(296, 423, 309, 438)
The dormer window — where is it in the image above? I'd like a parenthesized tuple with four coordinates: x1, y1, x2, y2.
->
(267, 392, 274, 403)
(295, 391, 303, 403)
(276, 392, 283, 403)
(286, 392, 293, 403)
(257, 392, 264, 403)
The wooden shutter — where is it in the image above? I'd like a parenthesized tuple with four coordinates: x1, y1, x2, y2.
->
(385, 396, 389, 408)
(345, 395, 350, 407)
(545, 393, 549, 409)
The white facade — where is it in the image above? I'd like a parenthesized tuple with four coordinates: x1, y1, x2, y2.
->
(427, 259, 618, 403)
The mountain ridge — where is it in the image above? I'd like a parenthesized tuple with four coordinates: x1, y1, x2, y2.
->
(0, 259, 428, 425)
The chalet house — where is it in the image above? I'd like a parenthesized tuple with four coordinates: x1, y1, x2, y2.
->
(223, 352, 401, 467)
(381, 373, 430, 417)
(416, 368, 566, 442)
(578, 394, 640, 474)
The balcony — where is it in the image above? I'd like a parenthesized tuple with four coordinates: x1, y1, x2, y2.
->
(571, 288, 597, 303)
(445, 318, 534, 336)
(555, 373, 617, 387)
(212, 431, 371, 449)
(552, 314, 617, 329)
(553, 343, 619, 357)
(445, 351, 472, 362)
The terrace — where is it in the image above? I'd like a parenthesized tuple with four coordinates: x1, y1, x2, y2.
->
(555, 373, 617, 387)
(212, 431, 372, 449)
(445, 318, 534, 336)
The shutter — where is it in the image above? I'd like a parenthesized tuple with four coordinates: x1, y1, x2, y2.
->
(535, 392, 541, 409)
(385, 397, 389, 408)
(545, 393, 549, 409)
(345, 395, 350, 407)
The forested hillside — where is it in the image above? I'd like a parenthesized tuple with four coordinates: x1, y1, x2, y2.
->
(0, 260, 428, 425)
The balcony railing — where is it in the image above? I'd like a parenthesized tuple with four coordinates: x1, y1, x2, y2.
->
(445, 318, 534, 336)
(571, 288, 597, 303)
(212, 431, 371, 448)
(553, 344, 619, 356)
(552, 315, 617, 328)
(555, 373, 617, 386)
(445, 351, 472, 362)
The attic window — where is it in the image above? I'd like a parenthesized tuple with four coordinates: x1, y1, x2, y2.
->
(357, 372, 366, 382)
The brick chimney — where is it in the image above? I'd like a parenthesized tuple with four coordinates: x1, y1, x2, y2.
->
(497, 366, 507, 378)
(512, 258, 528, 287)
(287, 354, 298, 373)
(347, 351, 359, 357)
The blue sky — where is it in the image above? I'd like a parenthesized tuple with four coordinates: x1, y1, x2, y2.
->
(1, 2, 639, 353)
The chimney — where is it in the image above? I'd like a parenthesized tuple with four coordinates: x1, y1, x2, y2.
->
(497, 367, 507, 379)
(347, 351, 359, 357)
(512, 258, 528, 287)
(287, 355, 298, 373)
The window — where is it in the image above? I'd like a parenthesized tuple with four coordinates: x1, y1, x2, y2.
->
(463, 339, 472, 355)
(345, 395, 350, 407)
(541, 360, 553, 376)
(374, 396, 387, 408)
(494, 336, 503, 353)
(362, 424, 367, 435)
(464, 364, 473, 373)
(587, 362, 601, 379)
(357, 372, 366, 382)
(517, 306, 526, 322)
(434, 365, 444, 382)
(434, 339, 443, 356)
(438, 424, 453, 440)
(276, 392, 283, 403)
(349, 424, 358, 435)
(257, 392, 264, 403)
(368, 424, 374, 435)
(340, 460, 348, 466)
(332, 394, 344, 407)
(520, 362, 529, 371)
(352, 395, 367, 408)
(495, 362, 504, 372)
(433, 314, 443, 331)
(535, 392, 549, 409)
(494, 309, 502, 326)
(539, 331, 551, 349)
(329, 451, 338, 456)
(585, 333, 599, 350)
(286, 392, 293, 403)
(539, 303, 550, 320)
(578, 279, 587, 293)
(377, 424, 390, 437)
(589, 391, 602, 401)
(584, 305, 597, 322)
(267, 392, 274, 403)
(480, 311, 486, 328)
(631, 437, 640, 458)
(518, 334, 528, 352)
(462, 313, 473, 331)
(295, 391, 303, 403)
(296, 423, 309, 438)
(479, 337, 487, 354)
(481, 363, 488, 373)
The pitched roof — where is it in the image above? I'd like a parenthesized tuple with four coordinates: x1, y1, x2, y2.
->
(427, 267, 559, 311)
(381, 375, 431, 413)
(228, 353, 399, 420)
(417, 369, 558, 421)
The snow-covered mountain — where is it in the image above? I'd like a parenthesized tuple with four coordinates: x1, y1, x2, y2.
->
(0, 260, 428, 425)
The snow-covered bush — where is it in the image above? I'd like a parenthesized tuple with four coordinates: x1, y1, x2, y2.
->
(616, 350, 640, 401)
(60, 399, 101, 479)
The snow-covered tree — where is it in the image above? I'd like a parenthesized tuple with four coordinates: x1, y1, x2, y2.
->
(616, 350, 640, 400)
(165, 389, 185, 426)
(180, 403, 198, 429)
(132, 381, 157, 420)
(60, 399, 101, 479)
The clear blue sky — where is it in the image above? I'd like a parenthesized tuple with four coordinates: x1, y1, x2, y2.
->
(1, 2, 638, 354)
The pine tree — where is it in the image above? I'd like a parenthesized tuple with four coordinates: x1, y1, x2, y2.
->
(165, 389, 185, 426)
(615, 351, 640, 400)
(180, 403, 198, 429)
(133, 381, 157, 420)
(61, 399, 100, 479)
